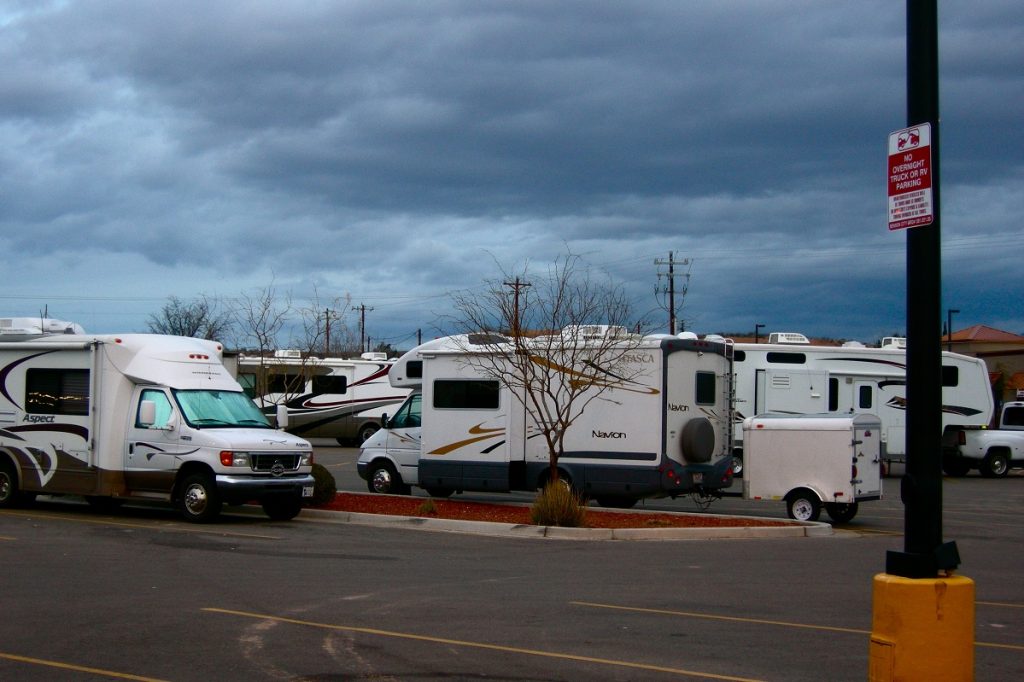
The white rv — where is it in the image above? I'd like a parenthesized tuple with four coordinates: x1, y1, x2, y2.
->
(235, 352, 410, 444)
(729, 333, 993, 472)
(0, 328, 314, 523)
(358, 331, 736, 508)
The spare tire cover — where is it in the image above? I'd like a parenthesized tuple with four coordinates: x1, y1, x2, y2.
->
(680, 417, 716, 463)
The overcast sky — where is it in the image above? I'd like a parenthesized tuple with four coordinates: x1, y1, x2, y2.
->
(2, 1, 1021, 350)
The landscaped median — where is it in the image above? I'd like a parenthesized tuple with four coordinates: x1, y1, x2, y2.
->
(302, 492, 833, 540)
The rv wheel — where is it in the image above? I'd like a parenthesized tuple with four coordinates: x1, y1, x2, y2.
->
(261, 496, 302, 521)
(824, 502, 859, 524)
(0, 460, 19, 508)
(178, 472, 222, 523)
(357, 423, 380, 444)
(367, 461, 411, 495)
(941, 454, 971, 477)
(785, 489, 821, 522)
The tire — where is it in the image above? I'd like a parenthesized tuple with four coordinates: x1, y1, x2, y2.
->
(261, 496, 302, 521)
(177, 472, 222, 523)
(786, 489, 822, 522)
(731, 454, 744, 478)
(942, 454, 971, 477)
(595, 496, 638, 509)
(981, 451, 1010, 478)
(366, 461, 411, 495)
(0, 459, 21, 508)
(357, 423, 380, 444)
(825, 502, 859, 524)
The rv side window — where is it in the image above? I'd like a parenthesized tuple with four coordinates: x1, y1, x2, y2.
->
(733, 350, 746, 362)
(26, 369, 90, 415)
(828, 378, 839, 411)
(137, 389, 174, 428)
(941, 366, 959, 387)
(766, 352, 806, 364)
(266, 373, 303, 394)
(858, 385, 873, 409)
(433, 380, 500, 409)
(312, 374, 347, 393)
(390, 393, 422, 428)
(406, 360, 423, 379)
(694, 371, 717, 405)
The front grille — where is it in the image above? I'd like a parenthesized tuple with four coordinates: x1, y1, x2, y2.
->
(249, 453, 302, 473)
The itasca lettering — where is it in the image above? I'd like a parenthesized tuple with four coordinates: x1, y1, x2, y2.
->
(592, 430, 626, 439)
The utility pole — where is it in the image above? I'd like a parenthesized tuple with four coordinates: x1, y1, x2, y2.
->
(655, 252, 691, 335)
(504, 277, 531, 341)
(324, 308, 331, 356)
(354, 303, 374, 353)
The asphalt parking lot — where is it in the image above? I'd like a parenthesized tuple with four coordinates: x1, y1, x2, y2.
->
(0, 445, 1021, 681)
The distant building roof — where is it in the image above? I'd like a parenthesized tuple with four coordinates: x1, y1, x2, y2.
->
(950, 325, 1024, 343)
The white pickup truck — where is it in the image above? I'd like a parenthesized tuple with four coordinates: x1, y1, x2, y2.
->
(942, 401, 1024, 478)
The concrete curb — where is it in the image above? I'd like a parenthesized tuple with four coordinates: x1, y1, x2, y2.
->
(297, 506, 833, 540)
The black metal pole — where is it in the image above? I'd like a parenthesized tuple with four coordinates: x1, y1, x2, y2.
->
(887, 0, 959, 579)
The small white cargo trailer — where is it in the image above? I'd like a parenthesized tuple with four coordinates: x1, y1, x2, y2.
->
(742, 413, 883, 523)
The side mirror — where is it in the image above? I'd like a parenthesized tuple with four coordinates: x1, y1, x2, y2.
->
(139, 400, 156, 427)
(380, 413, 389, 429)
(275, 404, 290, 430)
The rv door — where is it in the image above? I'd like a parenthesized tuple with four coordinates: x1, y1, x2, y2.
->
(124, 387, 183, 493)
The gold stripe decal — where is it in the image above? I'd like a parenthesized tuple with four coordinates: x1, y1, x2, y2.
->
(428, 423, 505, 456)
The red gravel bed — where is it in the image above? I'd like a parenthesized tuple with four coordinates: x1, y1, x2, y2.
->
(312, 493, 794, 529)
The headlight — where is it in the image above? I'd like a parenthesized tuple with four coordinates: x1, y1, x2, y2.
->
(219, 450, 250, 467)
(299, 452, 314, 466)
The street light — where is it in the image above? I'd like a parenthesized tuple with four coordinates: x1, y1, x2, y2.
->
(755, 323, 765, 344)
(947, 308, 959, 352)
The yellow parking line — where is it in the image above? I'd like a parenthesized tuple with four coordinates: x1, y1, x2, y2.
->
(0, 509, 282, 540)
(571, 602, 1024, 652)
(203, 607, 764, 681)
(0, 652, 167, 681)
(977, 600, 1024, 609)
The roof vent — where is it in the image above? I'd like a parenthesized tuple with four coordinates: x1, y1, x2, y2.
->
(768, 332, 810, 345)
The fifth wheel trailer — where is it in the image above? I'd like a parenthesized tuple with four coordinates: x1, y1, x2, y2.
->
(0, 329, 314, 522)
(728, 333, 993, 473)
(358, 330, 736, 507)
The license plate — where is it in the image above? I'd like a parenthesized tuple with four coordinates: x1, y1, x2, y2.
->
(302, 486, 314, 498)
(692, 472, 703, 483)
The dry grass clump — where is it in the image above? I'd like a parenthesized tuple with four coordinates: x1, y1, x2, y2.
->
(530, 482, 587, 527)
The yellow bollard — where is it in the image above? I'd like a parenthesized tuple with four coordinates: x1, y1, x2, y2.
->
(869, 573, 974, 681)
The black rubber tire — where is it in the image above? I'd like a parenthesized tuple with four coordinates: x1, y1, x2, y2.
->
(366, 461, 411, 495)
(824, 502, 859, 524)
(357, 423, 380, 444)
(980, 451, 1010, 478)
(261, 496, 303, 521)
(177, 472, 222, 523)
(0, 459, 21, 508)
(786, 489, 822, 522)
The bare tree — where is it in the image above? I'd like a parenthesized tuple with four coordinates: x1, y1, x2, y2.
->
(448, 253, 650, 484)
(147, 294, 234, 340)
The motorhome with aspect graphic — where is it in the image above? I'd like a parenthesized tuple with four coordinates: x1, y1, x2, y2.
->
(358, 330, 735, 508)
(728, 332, 993, 474)
(235, 352, 410, 444)
(0, 322, 314, 522)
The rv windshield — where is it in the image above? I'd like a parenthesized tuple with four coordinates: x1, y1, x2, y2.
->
(173, 389, 271, 428)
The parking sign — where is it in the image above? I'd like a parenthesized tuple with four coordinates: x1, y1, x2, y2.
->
(887, 123, 933, 230)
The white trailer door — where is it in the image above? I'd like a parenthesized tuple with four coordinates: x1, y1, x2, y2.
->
(757, 369, 828, 415)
